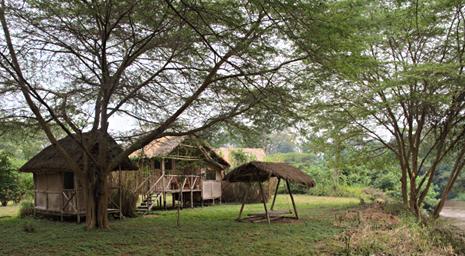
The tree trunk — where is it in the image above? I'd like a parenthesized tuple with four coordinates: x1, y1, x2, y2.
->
(432, 193, 448, 219)
(84, 168, 110, 229)
(96, 174, 109, 228)
(400, 164, 409, 207)
(408, 177, 420, 219)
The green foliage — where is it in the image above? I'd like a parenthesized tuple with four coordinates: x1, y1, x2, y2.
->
(0, 152, 33, 205)
(0, 152, 20, 205)
(19, 201, 34, 218)
(267, 151, 398, 199)
(230, 149, 256, 168)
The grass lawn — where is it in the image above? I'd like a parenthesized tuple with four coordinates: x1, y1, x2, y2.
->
(0, 203, 19, 218)
(0, 195, 358, 256)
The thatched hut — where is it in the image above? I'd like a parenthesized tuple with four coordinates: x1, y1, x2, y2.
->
(20, 131, 137, 222)
(130, 135, 230, 211)
(224, 161, 315, 223)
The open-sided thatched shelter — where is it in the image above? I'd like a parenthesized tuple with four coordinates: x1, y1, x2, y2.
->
(216, 147, 274, 203)
(224, 161, 315, 224)
(20, 131, 137, 222)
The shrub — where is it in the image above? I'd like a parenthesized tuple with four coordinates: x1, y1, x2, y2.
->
(23, 222, 35, 233)
(19, 201, 34, 218)
(111, 188, 137, 217)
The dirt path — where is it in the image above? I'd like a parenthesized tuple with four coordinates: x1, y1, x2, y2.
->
(441, 200, 465, 230)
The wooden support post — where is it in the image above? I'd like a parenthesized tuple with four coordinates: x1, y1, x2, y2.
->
(237, 184, 249, 221)
(119, 167, 123, 219)
(200, 178, 204, 207)
(161, 158, 166, 210)
(76, 191, 80, 224)
(190, 191, 193, 208)
(286, 179, 299, 219)
(176, 197, 181, 227)
(60, 192, 64, 222)
(74, 176, 80, 224)
(33, 190, 37, 218)
(271, 178, 281, 211)
(259, 182, 271, 224)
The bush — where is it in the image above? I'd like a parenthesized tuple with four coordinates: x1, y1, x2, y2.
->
(0, 152, 21, 205)
(23, 221, 35, 233)
(19, 201, 34, 218)
(111, 188, 137, 217)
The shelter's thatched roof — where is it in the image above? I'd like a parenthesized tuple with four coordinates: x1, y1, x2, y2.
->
(20, 131, 137, 173)
(224, 161, 315, 187)
(130, 135, 230, 169)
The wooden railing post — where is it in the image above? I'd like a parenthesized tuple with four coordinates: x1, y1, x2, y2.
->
(60, 192, 64, 222)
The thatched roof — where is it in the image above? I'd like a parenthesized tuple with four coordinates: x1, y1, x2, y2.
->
(130, 136, 186, 158)
(224, 161, 315, 188)
(20, 131, 137, 173)
(130, 135, 230, 169)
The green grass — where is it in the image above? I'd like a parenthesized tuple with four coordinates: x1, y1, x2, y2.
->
(0, 195, 359, 256)
(0, 203, 19, 218)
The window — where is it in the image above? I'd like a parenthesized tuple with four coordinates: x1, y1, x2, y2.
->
(206, 171, 216, 180)
(165, 159, 173, 170)
(154, 159, 161, 169)
(63, 172, 74, 190)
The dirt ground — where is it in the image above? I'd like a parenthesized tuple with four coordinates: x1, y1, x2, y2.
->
(441, 200, 465, 230)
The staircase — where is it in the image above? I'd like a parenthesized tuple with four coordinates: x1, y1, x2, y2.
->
(135, 174, 165, 213)
(137, 192, 162, 212)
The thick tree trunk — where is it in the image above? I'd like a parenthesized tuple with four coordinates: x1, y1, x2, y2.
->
(408, 177, 421, 219)
(96, 175, 109, 228)
(84, 168, 110, 229)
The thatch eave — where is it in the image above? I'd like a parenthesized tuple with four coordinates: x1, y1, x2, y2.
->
(20, 131, 137, 173)
(223, 161, 315, 188)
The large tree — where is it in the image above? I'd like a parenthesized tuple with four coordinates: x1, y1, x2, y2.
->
(0, 0, 315, 228)
(302, 0, 465, 219)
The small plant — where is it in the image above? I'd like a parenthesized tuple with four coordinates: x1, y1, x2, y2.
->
(19, 201, 34, 218)
(23, 222, 35, 233)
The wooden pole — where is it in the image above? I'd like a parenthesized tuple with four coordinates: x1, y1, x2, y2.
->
(119, 167, 123, 219)
(180, 192, 184, 209)
(60, 191, 64, 222)
(33, 174, 37, 218)
(75, 176, 80, 224)
(237, 184, 249, 221)
(76, 190, 80, 224)
(176, 199, 181, 227)
(286, 179, 299, 219)
(270, 178, 281, 211)
(190, 191, 194, 208)
(33, 190, 37, 218)
(259, 182, 271, 224)
(161, 158, 166, 209)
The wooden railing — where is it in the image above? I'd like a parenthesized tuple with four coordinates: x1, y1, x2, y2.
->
(34, 189, 81, 221)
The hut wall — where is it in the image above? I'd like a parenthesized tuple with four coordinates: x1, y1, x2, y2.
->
(35, 173, 47, 210)
(202, 180, 221, 200)
(34, 172, 64, 212)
